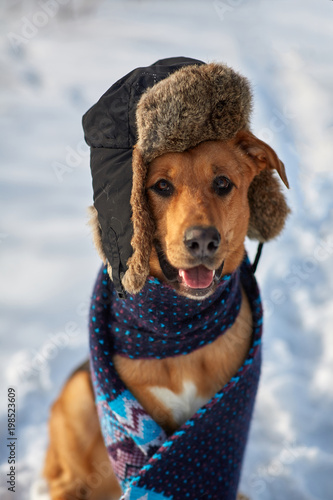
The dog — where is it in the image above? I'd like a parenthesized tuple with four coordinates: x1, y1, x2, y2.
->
(43, 59, 289, 500)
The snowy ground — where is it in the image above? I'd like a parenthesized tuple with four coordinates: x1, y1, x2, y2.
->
(0, 0, 333, 499)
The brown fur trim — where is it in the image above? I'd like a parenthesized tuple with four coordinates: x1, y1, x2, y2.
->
(122, 148, 156, 294)
(87, 206, 107, 263)
(247, 169, 290, 242)
(136, 63, 252, 163)
(88, 206, 118, 288)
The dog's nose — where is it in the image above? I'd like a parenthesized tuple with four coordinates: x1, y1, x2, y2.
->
(184, 226, 221, 258)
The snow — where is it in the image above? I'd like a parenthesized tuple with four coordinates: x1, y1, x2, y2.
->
(0, 0, 332, 498)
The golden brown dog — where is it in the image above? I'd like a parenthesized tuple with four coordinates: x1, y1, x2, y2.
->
(43, 131, 288, 500)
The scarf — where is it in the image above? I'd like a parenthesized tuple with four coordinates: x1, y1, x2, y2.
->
(89, 255, 262, 499)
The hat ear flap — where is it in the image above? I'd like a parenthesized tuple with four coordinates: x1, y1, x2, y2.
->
(122, 147, 155, 294)
(235, 131, 291, 242)
(247, 169, 290, 242)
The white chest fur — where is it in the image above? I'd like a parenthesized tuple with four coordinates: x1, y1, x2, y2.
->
(149, 380, 208, 427)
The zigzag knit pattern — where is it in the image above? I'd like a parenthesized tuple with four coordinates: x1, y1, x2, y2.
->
(90, 255, 263, 499)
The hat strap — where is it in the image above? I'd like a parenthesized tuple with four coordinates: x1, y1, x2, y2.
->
(251, 242, 264, 274)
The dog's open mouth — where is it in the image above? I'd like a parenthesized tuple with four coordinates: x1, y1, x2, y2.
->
(154, 240, 224, 298)
(179, 266, 215, 289)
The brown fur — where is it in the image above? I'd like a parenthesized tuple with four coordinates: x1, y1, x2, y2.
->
(44, 136, 288, 499)
(247, 169, 290, 242)
(136, 63, 252, 162)
(87, 206, 105, 263)
(90, 132, 290, 292)
(125, 130, 289, 294)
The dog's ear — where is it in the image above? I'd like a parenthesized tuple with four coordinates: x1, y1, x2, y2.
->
(236, 130, 289, 188)
(122, 147, 155, 294)
(235, 131, 291, 242)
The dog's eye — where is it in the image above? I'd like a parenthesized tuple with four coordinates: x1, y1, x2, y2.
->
(213, 176, 233, 196)
(151, 179, 174, 197)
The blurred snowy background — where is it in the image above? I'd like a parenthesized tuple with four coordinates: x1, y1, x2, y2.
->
(0, 0, 332, 499)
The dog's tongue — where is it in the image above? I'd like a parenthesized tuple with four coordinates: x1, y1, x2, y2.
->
(179, 266, 214, 289)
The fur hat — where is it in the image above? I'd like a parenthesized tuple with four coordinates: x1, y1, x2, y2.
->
(83, 57, 289, 297)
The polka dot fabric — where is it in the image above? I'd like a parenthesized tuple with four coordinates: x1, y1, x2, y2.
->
(89, 255, 263, 499)
(107, 267, 241, 359)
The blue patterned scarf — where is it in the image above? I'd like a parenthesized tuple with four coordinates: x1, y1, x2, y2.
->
(90, 255, 262, 499)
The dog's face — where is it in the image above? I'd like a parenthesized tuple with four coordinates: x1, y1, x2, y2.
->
(146, 132, 287, 299)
